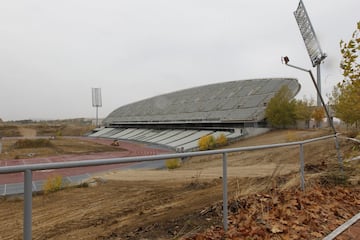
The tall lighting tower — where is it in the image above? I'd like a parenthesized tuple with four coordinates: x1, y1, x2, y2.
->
(285, 1, 343, 170)
(92, 88, 102, 127)
(294, 0, 327, 106)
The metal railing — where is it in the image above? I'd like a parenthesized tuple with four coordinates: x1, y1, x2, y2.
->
(0, 134, 340, 240)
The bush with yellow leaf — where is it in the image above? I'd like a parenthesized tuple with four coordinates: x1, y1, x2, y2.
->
(198, 135, 216, 151)
(165, 158, 181, 169)
(215, 133, 228, 147)
(43, 175, 63, 194)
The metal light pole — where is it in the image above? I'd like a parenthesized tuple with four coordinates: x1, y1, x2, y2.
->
(316, 64, 323, 107)
(282, 57, 343, 169)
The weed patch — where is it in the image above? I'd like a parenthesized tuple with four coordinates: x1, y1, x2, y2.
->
(13, 139, 53, 149)
(0, 125, 21, 137)
(320, 171, 349, 186)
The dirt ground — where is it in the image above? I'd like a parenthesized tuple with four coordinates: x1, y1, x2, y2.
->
(0, 129, 360, 240)
(17, 127, 37, 138)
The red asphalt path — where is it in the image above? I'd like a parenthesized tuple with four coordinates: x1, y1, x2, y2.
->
(0, 137, 172, 184)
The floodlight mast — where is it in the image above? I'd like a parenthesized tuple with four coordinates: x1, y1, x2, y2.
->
(281, 57, 343, 169)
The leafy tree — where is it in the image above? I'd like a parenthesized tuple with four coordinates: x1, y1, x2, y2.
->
(312, 107, 325, 128)
(265, 85, 296, 128)
(330, 22, 360, 127)
(340, 21, 360, 85)
(331, 84, 360, 127)
(294, 98, 314, 128)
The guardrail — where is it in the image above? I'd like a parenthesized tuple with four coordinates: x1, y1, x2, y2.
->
(0, 134, 340, 240)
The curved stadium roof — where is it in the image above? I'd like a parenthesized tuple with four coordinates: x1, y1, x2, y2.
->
(103, 78, 300, 126)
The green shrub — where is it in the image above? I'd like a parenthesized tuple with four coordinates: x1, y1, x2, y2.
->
(165, 158, 181, 169)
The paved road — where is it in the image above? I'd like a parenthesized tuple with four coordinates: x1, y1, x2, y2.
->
(0, 137, 172, 195)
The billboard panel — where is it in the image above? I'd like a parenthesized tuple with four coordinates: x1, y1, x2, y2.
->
(294, 0, 326, 66)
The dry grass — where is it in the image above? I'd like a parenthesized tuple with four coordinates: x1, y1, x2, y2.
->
(0, 125, 21, 137)
(13, 139, 53, 149)
(0, 122, 92, 138)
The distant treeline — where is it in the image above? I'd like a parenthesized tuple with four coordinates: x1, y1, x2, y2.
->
(3, 118, 93, 125)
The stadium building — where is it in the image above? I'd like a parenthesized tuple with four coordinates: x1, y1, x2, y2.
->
(90, 78, 300, 151)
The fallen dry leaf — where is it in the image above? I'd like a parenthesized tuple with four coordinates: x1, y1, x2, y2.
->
(270, 224, 284, 233)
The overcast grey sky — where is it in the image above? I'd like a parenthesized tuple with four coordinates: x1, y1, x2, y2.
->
(0, 0, 359, 121)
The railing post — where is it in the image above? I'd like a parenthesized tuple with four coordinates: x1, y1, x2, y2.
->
(24, 169, 33, 240)
(222, 152, 228, 232)
(299, 143, 305, 191)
